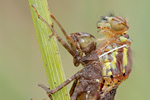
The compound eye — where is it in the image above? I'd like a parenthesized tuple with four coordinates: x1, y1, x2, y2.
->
(110, 17, 127, 31)
(79, 37, 96, 54)
(79, 37, 94, 48)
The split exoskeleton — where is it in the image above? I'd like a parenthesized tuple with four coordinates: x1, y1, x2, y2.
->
(32, 5, 132, 100)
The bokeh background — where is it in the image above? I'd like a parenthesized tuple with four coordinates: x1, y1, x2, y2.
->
(0, 0, 149, 100)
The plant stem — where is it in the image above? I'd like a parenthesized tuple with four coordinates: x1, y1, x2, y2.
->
(28, 0, 70, 100)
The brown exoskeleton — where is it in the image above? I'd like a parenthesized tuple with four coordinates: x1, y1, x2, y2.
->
(31, 5, 131, 100)
(49, 14, 132, 100)
(32, 5, 104, 100)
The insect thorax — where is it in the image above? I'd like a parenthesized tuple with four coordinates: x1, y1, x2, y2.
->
(96, 33, 132, 89)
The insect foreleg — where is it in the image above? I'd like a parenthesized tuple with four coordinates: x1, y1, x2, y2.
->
(50, 14, 69, 39)
(31, 5, 75, 57)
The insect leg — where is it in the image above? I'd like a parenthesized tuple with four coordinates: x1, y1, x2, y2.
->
(50, 13, 69, 40)
(38, 71, 82, 94)
(31, 5, 75, 57)
(70, 84, 84, 100)
(69, 79, 79, 96)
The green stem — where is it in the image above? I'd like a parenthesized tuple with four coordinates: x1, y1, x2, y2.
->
(28, 0, 70, 100)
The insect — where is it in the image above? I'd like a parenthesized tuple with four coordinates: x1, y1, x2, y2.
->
(96, 16, 132, 98)
(31, 5, 132, 100)
(32, 5, 104, 100)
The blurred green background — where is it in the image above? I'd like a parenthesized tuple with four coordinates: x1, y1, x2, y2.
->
(0, 0, 149, 100)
